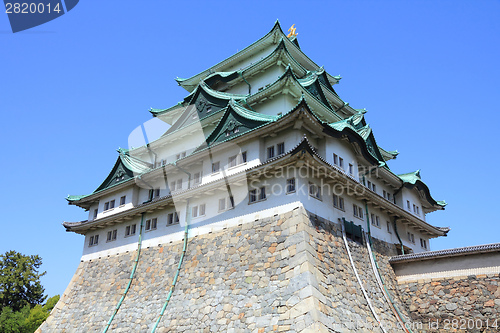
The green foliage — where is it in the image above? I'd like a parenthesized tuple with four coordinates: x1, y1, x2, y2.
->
(0, 305, 29, 333)
(0, 251, 56, 333)
(0, 250, 47, 312)
(0, 296, 59, 333)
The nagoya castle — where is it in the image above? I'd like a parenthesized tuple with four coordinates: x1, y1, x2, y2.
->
(39, 22, 500, 333)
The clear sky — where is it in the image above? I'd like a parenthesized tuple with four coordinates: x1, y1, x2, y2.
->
(1, 1, 499, 299)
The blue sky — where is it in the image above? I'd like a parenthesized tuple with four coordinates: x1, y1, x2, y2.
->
(1, 1, 499, 299)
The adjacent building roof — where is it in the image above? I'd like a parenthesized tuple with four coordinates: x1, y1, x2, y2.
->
(390, 243, 500, 263)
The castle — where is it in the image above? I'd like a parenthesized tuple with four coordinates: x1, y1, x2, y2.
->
(38, 22, 499, 332)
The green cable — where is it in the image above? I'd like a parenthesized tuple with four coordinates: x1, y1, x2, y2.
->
(102, 213, 145, 333)
(150, 202, 190, 332)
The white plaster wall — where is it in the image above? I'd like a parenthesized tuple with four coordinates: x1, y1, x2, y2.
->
(91, 187, 135, 220)
(227, 64, 285, 96)
(253, 93, 297, 117)
(224, 44, 277, 73)
(324, 137, 358, 179)
(401, 187, 425, 221)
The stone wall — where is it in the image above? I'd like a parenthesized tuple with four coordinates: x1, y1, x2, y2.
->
(397, 274, 500, 332)
(38, 206, 412, 332)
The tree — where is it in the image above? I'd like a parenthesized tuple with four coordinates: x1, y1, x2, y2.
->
(0, 251, 47, 312)
(23, 295, 60, 332)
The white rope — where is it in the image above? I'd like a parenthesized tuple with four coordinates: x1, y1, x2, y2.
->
(364, 232, 408, 332)
(340, 219, 387, 333)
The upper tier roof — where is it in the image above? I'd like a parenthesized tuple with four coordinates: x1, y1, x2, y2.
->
(175, 21, 341, 92)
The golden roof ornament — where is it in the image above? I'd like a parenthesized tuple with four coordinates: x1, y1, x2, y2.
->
(287, 24, 298, 38)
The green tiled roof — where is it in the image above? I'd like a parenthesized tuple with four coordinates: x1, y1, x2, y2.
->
(397, 170, 447, 208)
(66, 194, 89, 202)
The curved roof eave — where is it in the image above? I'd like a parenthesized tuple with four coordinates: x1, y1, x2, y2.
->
(176, 20, 284, 92)
(398, 170, 447, 209)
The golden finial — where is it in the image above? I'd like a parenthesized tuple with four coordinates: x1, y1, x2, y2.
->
(287, 24, 298, 38)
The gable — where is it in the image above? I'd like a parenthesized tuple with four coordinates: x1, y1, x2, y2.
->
(94, 157, 136, 193)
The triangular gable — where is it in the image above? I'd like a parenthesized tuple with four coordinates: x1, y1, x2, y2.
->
(94, 156, 136, 193)
(94, 151, 151, 193)
(302, 78, 333, 110)
(195, 101, 277, 151)
(165, 83, 246, 135)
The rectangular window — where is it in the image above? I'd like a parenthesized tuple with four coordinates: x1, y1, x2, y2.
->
(199, 204, 206, 216)
(349, 163, 353, 175)
(407, 232, 415, 243)
(167, 212, 179, 225)
(107, 231, 112, 241)
(155, 189, 160, 198)
(367, 181, 372, 190)
(194, 172, 202, 185)
(333, 194, 344, 211)
(383, 190, 387, 199)
(125, 226, 131, 236)
(104, 202, 110, 211)
(228, 196, 234, 209)
(371, 213, 375, 226)
(277, 142, 285, 155)
(228, 155, 237, 168)
(416, 206, 420, 215)
(413, 204, 416, 213)
(212, 161, 220, 173)
(339, 157, 344, 169)
(420, 238, 427, 249)
(131, 224, 136, 235)
(375, 215, 380, 227)
(372, 184, 377, 193)
(259, 187, 266, 201)
(120, 196, 126, 206)
(353, 204, 363, 219)
(267, 146, 275, 159)
(176, 151, 186, 160)
(386, 221, 392, 233)
(308, 183, 321, 200)
(94, 235, 99, 245)
(286, 178, 296, 193)
(218, 198, 226, 212)
(407, 200, 411, 210)
(145, 219, 151, 231)
(109, 200, 115, 209)
(94, 209, 98, 219)
(151, 218, 157, 230)
(333, 153, 338, 165)
(89, 236, 94, 247)
(241, 151, 247, 163)
(192, 206, 198, 218)
(249, 189, 257, 203)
